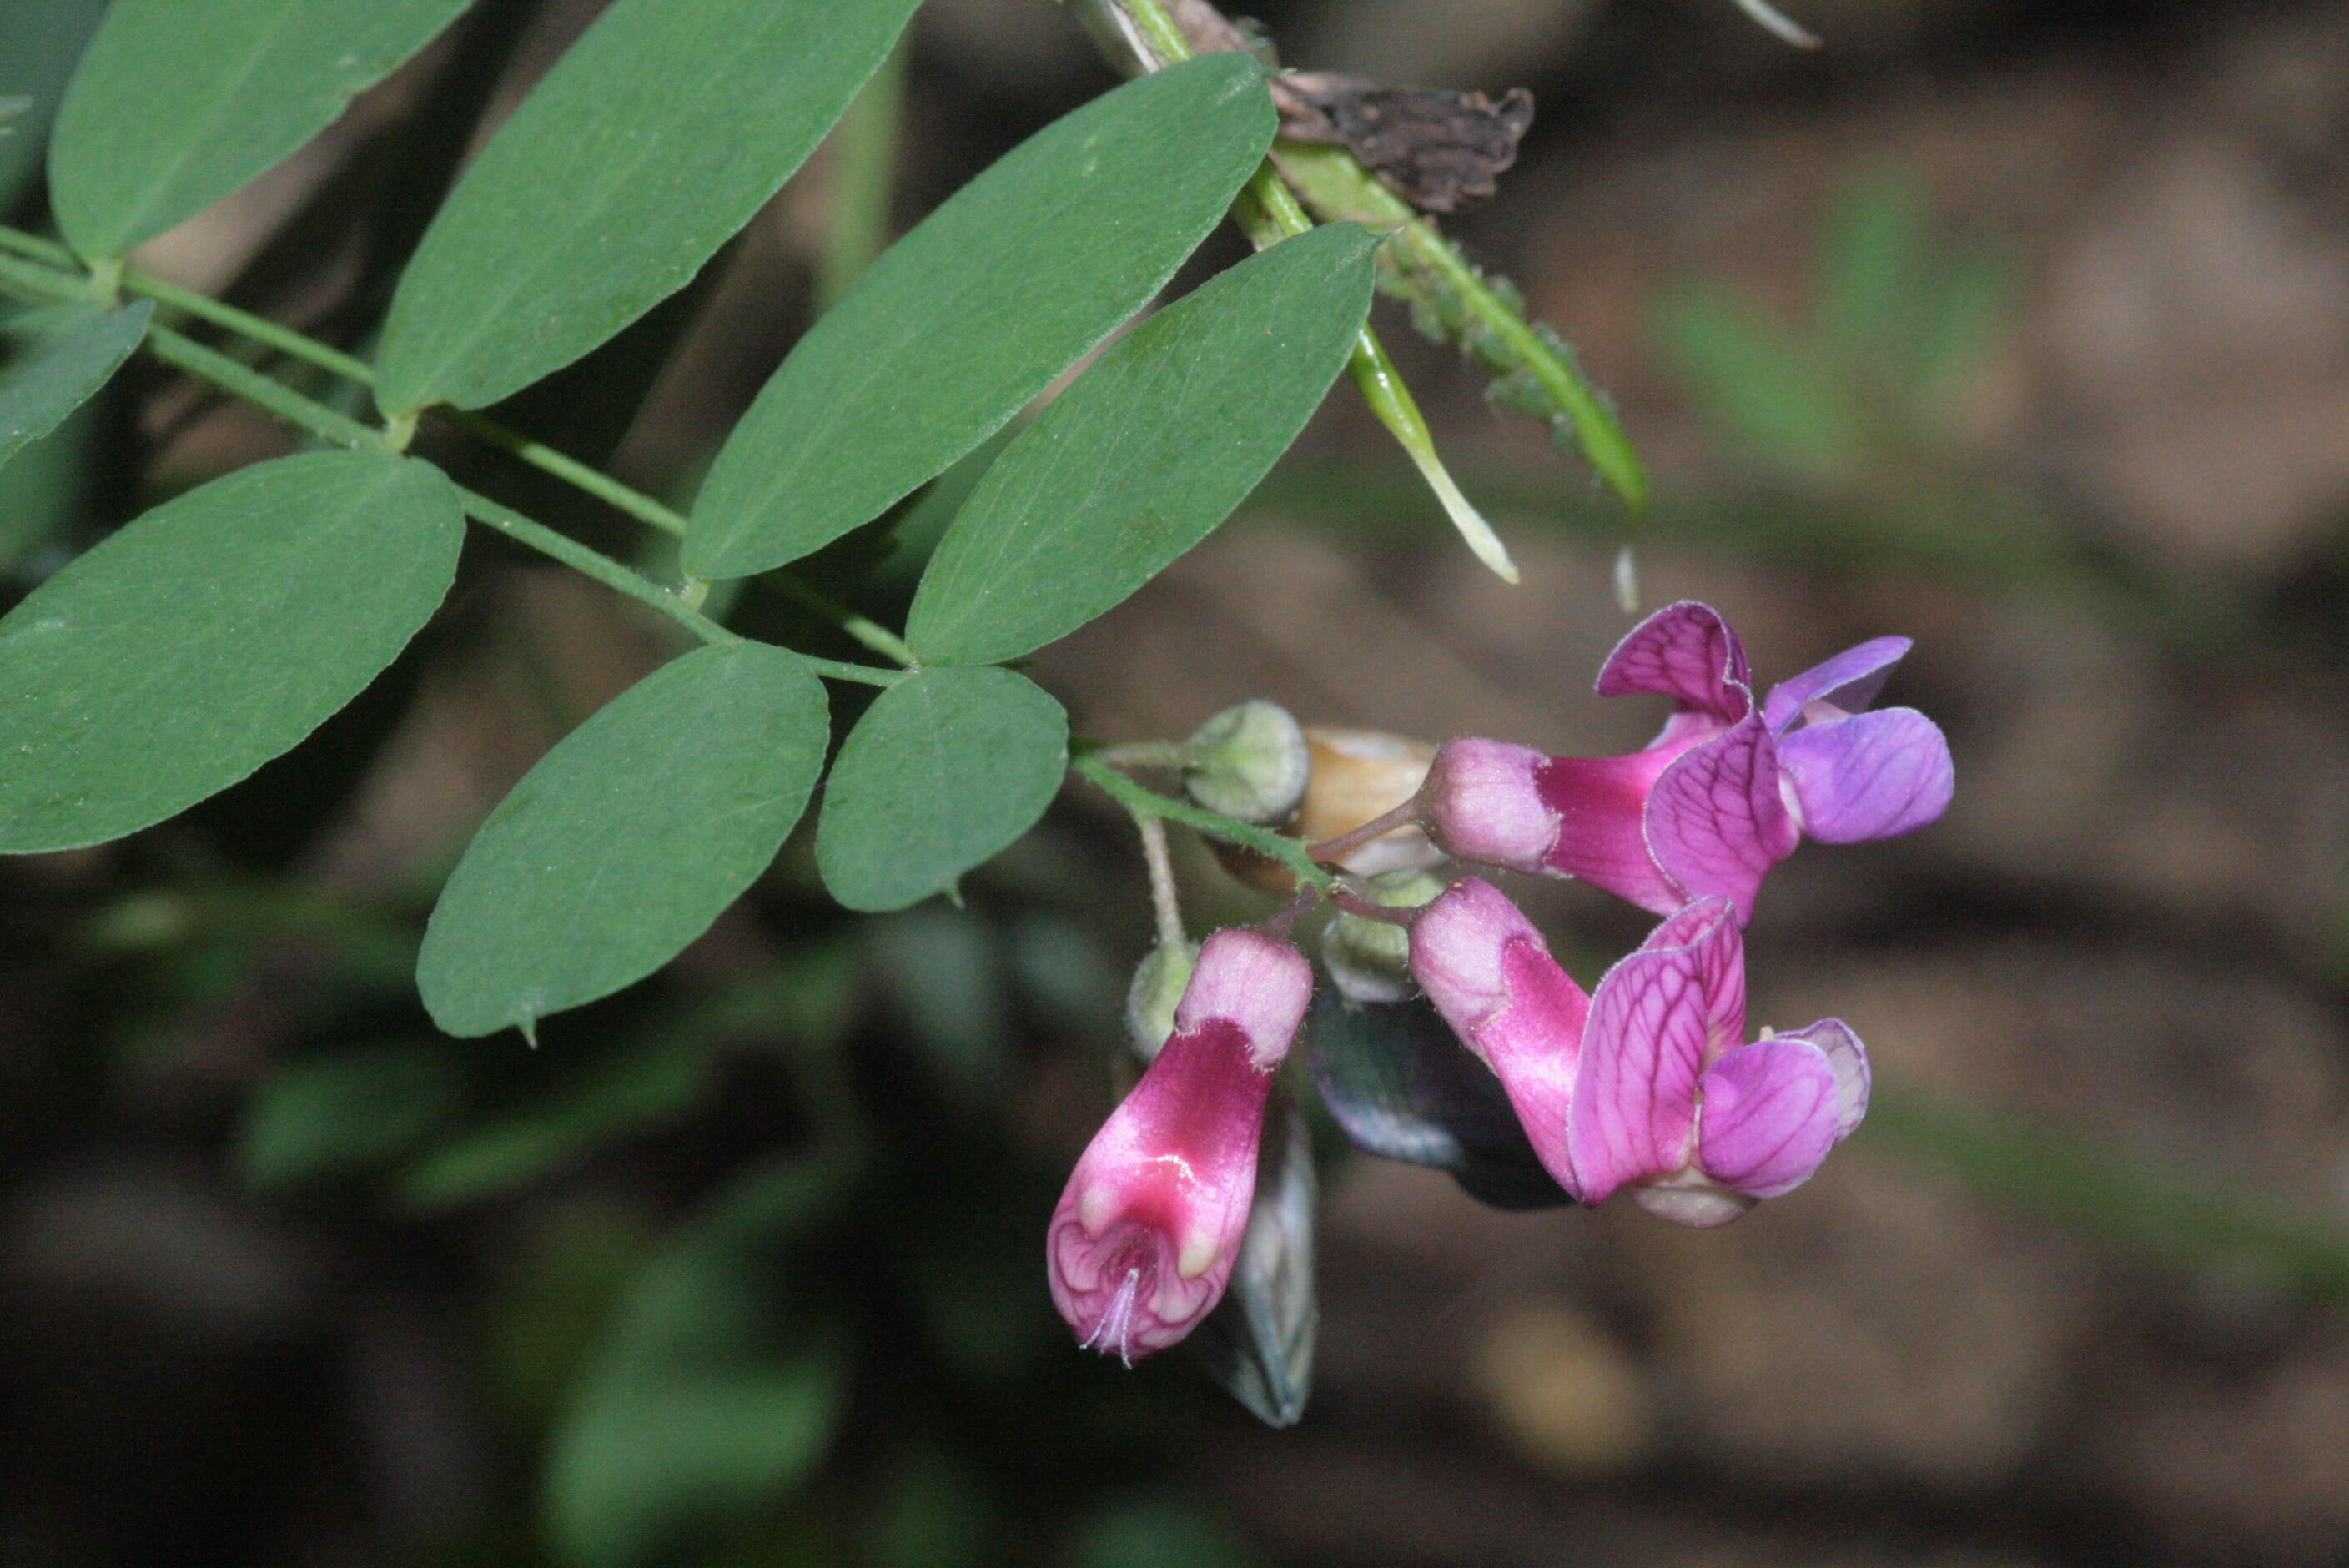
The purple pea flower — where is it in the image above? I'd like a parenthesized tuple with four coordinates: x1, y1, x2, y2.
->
(1409, 877, 1870, 1225)
(1567, 894, 1869, 1228)
(1419, 601, 1953, 924)
(1049, 927, 1313, 1364)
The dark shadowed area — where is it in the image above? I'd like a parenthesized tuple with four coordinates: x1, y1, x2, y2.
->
(3, 1, 2346, 1564)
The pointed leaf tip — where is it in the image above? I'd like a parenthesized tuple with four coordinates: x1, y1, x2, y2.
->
(1405, 434, 1515, 582)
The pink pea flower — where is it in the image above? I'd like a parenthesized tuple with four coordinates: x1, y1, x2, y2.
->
(1420, 601, 1953, 924)
(1409, 878, 1869, 1225)
(1568, 894, 1869, 1228)
(1049, 927, 1314, 1364)
(1406, 876, 1592, 1199)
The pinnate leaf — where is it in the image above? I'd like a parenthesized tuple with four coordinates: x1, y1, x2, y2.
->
(51, 0, 470, 259)
(816, 666, 1067, 912)
(905, 224, 1377, 665)
(685, 53, 1276, 580)
(417, 642, 828, 1038)
(375, 0, 919, 415)
(0, 300, 151, 474)
(0, 450, 463, 853)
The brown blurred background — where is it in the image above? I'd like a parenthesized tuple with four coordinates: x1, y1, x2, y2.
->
(5, 1, 2348, 1565)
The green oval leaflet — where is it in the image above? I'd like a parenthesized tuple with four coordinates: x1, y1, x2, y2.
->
(684, 53, 1276, 581)
(0, 299, 151, 475)
(416, 641, 830, 1039)
(906, 222, 1378, 666)
(50, 0, 470, 260)
(0, 449, 463, 852)
(375, 0, 920, 415)
(816, 666, 1069, 912)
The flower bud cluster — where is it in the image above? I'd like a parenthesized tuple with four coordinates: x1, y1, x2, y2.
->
(1050, 601, 1950, 1371)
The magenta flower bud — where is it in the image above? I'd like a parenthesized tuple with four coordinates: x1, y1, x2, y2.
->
(1568, 897, 1870, 1228)
(1406, 876, 1592, 1198)
(1417, 601, 1954, 925)
(1049, 928, 1314, 1363)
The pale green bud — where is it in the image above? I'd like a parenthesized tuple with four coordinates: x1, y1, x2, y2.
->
(1124, 938, 1199, 1063)
(1320, 867, 1445, 1005)
(1183, 701, 1310, 826)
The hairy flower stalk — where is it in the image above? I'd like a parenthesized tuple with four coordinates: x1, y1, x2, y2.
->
(1050, 928, 1314, 1362)
(1416, 601, 1953, 922)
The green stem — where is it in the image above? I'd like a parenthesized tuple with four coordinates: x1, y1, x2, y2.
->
(0, 225, 376, 385)
(0, 246, 906, 691)
(447, 408, 687, 536)
(1137, 816, 1188, 948)
(439, 410, 913, 665)
(816, 39, 904, 312)
(772, 575, 918, 667)
(1089, 739, 1195, 771)
(0, 247, 96, 306)
(0, 221, 906, 657)
(450, 484, 734, 646)
(0, 242, 387, 450)
(1116, 0, 1194, 63)
(145, 321, 390, 450)
(1072, 751, 1332, 891)
(1113, 0, 1518, 580)
(1274, 143, 1649, 517)
(440, 406, 913, 665)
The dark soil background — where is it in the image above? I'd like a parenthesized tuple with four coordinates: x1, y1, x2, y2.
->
(4, 2, 2347, 1565)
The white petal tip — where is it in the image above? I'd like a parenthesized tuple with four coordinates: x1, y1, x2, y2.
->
(1415, 454, 1519, 583)
(1611, 544, 1640, 614)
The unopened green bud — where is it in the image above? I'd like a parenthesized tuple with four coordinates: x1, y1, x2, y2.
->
(1321, 868, 1445, 1005)
(1184, 701, 1310, 826)
(1124, 938, 1199, 1063)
